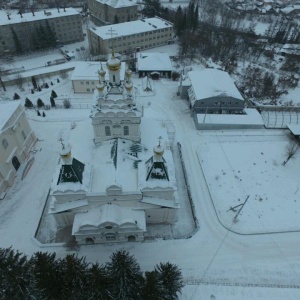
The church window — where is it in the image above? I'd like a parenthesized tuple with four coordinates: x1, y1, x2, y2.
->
(105, 126, 111, 136)
(105, 233, 116, 241)
(105, 225, 113, 229)
(2, 138, 8, 150)
(113, 75, 116, 82)
(123, 126, 129, 136)
(21, 131, 26, 140)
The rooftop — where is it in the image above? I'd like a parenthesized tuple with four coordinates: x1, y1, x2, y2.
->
(0, 8, 80, 26)
(188, 69, 244, 102)
(89, 17, 173, 40)
(95, 0, 137, 8)
(137, 52, 173, 71)
(0, 101, 21, 131)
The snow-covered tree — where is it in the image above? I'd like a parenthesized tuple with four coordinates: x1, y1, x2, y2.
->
(50, 96, 56, 107)
(106, 249, 144, 300)
(37, 98, 44, 108)
(13, 92, 20, 100)
(155, 262, 184, 300)
(25, 98, 33, 108)
(142, 271, 165, 300)
(51, 90, 58, 98)
(0, 248, 31, 299)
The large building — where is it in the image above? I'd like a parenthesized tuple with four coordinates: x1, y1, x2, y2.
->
(0, 8, 84, 54)
(0, 101, 36, 198)
(88, 0, 138, 25)
(88, 17, 173, 55)
(49, 53, 179, 244)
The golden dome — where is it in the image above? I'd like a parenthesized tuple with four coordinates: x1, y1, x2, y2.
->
(106, 54, 121, 71)
(126, 68, 132, 78)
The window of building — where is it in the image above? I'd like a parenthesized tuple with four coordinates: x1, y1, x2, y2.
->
(105, 126, 111, 136)
(123, 126, 129, 136)
(2, 138, 8, 150)
(87, 88, 90, 92)
(86, 81, 89, 85)
(21, 131, 26, 140)
(105, 233, 116, 241)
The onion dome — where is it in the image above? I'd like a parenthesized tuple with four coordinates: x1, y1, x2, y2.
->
(96, 81, 105, 92)
(126, 68, 132, 78)
(153, 144, 164, 161)
(98, 64, 106, 79)
(59, 143, 72, 165)
(125, 80, 133, 92)
(106, 53, 121, 71)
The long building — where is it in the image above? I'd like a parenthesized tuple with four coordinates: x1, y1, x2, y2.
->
(0, 8, 84, 54)
(88, 17, 173, 55)
(88, 0, 138, 25)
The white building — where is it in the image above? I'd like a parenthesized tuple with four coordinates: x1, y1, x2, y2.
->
(0, 101, 36, 198)
(0, 8, 84, 53)
(49, 53, 179, 244)
(71, 61, 126, 93)
(88, 0, 138, 25)
(88, 17, 173, 55)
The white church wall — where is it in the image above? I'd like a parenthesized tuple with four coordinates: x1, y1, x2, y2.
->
(142, 187, 175, 200)
(145, 208, 177, 224)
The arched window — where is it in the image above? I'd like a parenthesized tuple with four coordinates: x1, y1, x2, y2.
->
(21, 131, 26, 140)
(105, 126, 111, 136)
(2, 139, 8, 150)
(113, 75, 116, 82)
(123, 126, 129, 136)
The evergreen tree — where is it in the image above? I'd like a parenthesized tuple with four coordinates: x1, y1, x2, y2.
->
(37, 98, 44, 108)
(59, 254, 89, 299)
(142, 271, 165, 300)
(37, 110, 41, 116)
(50, 96, 56, 107)
(38, 86, 42, 92)
(57, 78, 60, 83)
(44, 82, 49, 88)
(155, 262, 184, 300)
(0, 248, 31, 299)
(11, 28, 23, 54)
(45, 20, 57, 48)
(106, 250, 144, 300)
(51, 90, 58, 98)
(42, 112, 46, 117)
(30, 252, 63, 299)
(13, 92, 20, 100)
(25, 98, 33, 108)
(32, 76, 37, 89)
(31, 89, 34, 94)
(51, 81, 53, 85)
(142, 0, 162, 18)
(87, 263, 112, 299)
(37, 25, 47, 49)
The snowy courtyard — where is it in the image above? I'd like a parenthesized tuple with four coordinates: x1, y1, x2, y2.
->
(198, 131, 300, 234)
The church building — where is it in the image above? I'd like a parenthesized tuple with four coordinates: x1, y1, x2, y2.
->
(49, 51, 179, 244)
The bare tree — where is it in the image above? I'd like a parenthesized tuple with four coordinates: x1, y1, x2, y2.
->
(282, 140, 298, 166)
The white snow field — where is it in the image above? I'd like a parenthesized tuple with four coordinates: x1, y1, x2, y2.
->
(1, 70, 300, 299)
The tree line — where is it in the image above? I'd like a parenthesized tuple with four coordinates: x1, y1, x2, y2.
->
(0, 248, 184, 300)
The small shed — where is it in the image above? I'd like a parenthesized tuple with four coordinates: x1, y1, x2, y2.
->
(136, 53, 172, 79)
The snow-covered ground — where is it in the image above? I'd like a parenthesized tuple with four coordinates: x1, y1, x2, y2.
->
(1, 70, 300, 298)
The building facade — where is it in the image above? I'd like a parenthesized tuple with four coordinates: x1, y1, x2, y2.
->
(88, 17, 173, 55)
(0, 101, 36, 198)
(0, 8, 84, 54)
(88, 0, 138, 25)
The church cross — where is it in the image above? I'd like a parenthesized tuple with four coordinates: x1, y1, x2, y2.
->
(158, 136, 162, 147)
(59, 137, 65, 149)
(106, 27, 118, 56)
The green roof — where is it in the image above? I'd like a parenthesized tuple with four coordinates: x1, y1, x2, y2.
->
(57, 158, 85, 185)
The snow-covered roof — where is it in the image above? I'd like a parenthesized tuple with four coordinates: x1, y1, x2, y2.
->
(72, 204, 146, 234)
(137, 53, 173, 72)
(188, 69, 244, 102)
(287, 124, 300, 136)
(196, 109, 264, 126)
(90, 17, 173, 40)
(0, 101, 21, 131)
(0, 8, 80, 26)
(95, 0, 137, 8)
(70, 61, 126, 81)
(281, 5, 300, 14)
